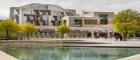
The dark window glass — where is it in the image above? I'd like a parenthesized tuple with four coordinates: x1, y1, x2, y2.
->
(99, 14, 108, 25)
(74, 19, 82, 27)
(64, 20, 66, 24)
(58, 21, 61, 26)
(15, 15, 19, 24)
(47, 10, 51, 15)
(84, 19, 97, 25)
(16, 9, 20, 14)
(46, 6, 48, 9)
(34, 20, 40, 26)
(51, 21, 55, 26)
(53, 16, 57, 21)
(43, 20, 46, 26)
(61, 12, 64, 16)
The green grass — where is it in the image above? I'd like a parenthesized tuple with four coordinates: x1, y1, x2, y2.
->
(0, 36, 17, 40)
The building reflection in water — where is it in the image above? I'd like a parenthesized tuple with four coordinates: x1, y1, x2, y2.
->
(1, 47, 140, 60)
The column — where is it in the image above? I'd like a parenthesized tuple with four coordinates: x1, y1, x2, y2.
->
(91, 30, 95, 38)
(82, 19, 84, 27)
(107, 31, 110, 39)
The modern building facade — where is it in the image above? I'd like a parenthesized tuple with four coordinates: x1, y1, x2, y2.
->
(10, 3, 115, 38)
(10, 3, 76, 26)
(62, 12, 114, 38)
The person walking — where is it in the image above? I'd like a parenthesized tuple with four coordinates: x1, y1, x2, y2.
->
(119, 35, 123, 41)
(114, 32, 119, 41)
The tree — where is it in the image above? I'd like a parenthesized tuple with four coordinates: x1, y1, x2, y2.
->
(56, 24, 70, 38)
(0, 19, 20, 40)
(113, 9, 140, 41)
(20, 23, 37, 40)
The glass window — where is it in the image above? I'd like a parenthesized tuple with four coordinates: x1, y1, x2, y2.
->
(84, 19, 97, 25)
(74, 19, 82, 27)
(46, 6, 48, 9)
(63, 20, 66, 24)
(99, 14, 108, 25)
(53, 16, 57, 21)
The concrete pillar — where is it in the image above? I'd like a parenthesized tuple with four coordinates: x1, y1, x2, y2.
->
(91, 30, 95, 38)
(111, 31, 115, 38)
(107, 31, 110, 39)
(82, 19, 84, 27)
(77, 33, 79, 38)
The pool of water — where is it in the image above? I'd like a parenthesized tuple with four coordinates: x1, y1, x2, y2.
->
(0, 47, 140, 60)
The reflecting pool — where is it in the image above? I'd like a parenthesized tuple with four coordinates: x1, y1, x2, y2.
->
(0, 47, 140, 60)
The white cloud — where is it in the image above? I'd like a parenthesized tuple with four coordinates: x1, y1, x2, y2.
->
(0, 0, 140, 18)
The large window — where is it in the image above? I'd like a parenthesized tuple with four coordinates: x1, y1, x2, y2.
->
(63, 20, 67, 24)
(74, 19, 82, 27)
(46, 6, 48, 9)
(15, 15, 19, 24)
(84, 19, 97, 25)
(53, 16, 57, 21)
(99, 14, 108, 25)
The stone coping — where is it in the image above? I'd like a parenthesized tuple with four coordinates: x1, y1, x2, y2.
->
(0, 40, 140, 48)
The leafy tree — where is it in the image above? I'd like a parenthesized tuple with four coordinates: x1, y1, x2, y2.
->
(56, 24, 70, 38)
(0, 19, 20, 40)
(20, 23, 37, 39)
(113, 9, 140, 41)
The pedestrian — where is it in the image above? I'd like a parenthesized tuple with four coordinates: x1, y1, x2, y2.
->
(120, 35, 123, 41)
(114, 33, 119, 41)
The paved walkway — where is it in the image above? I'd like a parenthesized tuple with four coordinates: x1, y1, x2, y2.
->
(118, 54, 140, 60)
(1, 38, 140, 47)
(0, 51, 17, 60)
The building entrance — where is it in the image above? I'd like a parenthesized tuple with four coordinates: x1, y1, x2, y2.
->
(87, 32, 92, 38)
(94, 31, 108, 38)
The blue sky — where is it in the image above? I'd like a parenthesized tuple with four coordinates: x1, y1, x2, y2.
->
(0, 0, 140, 18)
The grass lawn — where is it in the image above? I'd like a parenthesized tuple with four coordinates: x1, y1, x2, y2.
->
(0, 36, 17, 40)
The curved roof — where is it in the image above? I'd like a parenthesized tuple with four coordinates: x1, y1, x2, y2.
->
(20, 3, 65, 10)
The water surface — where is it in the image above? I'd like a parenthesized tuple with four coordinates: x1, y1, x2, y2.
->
(0, 47, 140, 60)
